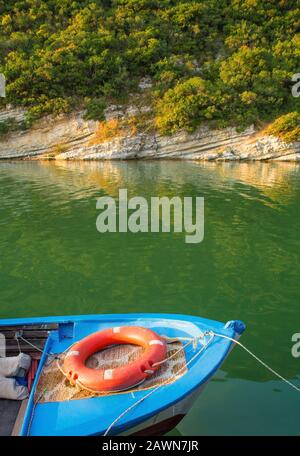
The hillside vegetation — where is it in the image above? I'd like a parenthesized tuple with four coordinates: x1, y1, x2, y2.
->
(0, 0, 299, 139)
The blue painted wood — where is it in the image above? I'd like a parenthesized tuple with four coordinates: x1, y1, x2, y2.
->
(0, 313, 245, 436)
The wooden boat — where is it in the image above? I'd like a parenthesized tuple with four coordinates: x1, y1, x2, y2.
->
(0, 313, 245, 436)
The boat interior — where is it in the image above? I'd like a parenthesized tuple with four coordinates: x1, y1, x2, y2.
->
(0, 320, 188, 435)
(0, 323, 57, 436)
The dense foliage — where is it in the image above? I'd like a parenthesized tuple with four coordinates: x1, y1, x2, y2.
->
(266, 112, 300, 142)
(0, 0, 299, 137)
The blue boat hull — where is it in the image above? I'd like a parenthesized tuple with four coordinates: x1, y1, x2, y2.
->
(0, 313, 246, 436)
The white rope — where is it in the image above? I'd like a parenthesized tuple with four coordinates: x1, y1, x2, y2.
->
(74, 377, 147, 395)
(18, 335, 54, 356)
(213, 332, 300, 393)
(17, 334, 66, 361)
(153, 332, 212, 367)
(16, 335, 21, 354)
(152, 338, 194, 367)
(162, 335, 203, 342)
(103, 333, 215, 436)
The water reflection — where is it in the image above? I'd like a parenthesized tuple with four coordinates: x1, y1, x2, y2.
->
(1, 160, 300, 204)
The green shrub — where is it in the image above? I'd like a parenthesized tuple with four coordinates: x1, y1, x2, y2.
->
(0, 1, 298, 134)
(266, 112, 300, 142)
(83, 99, 106, 121)
(0, 118, 21, 136)
(155, 77, 213, 134)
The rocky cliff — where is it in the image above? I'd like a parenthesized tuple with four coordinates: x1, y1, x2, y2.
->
(0, 108, 299, 161)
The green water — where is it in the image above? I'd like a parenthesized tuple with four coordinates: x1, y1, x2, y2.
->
(0, 160, 299, 435)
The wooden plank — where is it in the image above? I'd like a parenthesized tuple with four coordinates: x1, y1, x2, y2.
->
(0, 323, 57, 359)
(5, 339, 47, 359)
(6, 352, 42, 359)
(0, 400, 21, 436)
(6, 339, 45, 349)
(0, 324, 57, 332)
(0, 330, 50, 339)
(11, 399, 28, 436)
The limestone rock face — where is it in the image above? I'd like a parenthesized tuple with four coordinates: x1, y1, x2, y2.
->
(0, 107, 299, 161)
(0, 109, 97, 159)
(0, 106, 26, 123)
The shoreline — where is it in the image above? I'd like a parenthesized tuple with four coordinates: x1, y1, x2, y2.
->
(0, 109, 299, 162)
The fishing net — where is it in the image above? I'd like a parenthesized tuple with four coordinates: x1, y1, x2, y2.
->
(34, 339, 187, 403)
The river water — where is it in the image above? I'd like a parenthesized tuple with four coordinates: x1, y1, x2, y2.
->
(0, 160, 299, 435)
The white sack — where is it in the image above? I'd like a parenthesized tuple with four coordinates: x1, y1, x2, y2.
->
(0, 353, 31, 377)
(0, 376, 29, 400)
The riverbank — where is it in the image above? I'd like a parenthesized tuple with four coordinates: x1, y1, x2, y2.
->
(0, 108, 299, 161)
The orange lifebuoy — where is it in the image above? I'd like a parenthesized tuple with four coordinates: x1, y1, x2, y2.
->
(63, 326, 167, 392)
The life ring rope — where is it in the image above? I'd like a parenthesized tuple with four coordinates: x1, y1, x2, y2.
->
(60, 326, 169, 393)
(56, 335, 194, 394)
